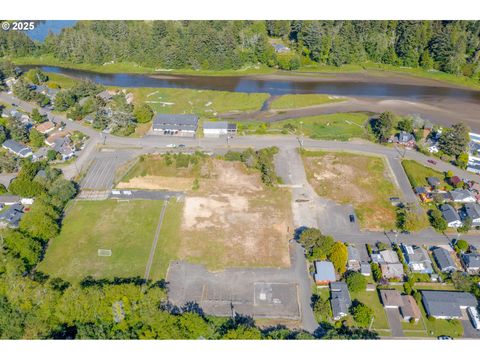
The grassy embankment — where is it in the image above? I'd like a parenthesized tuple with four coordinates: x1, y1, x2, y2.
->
(269, 94, 346, 110)
(238, 112, 370, 141)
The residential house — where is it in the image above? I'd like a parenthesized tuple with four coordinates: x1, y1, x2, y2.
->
(449, 176, 462, 187)
(53, 137, 75, 161)
(379, 289, 404, 309)
(379, 290, 421, 323)
(313, 261, 336, 286)
(272, 43, 290, 53)
(422, 291, 477, 319)
(449, 189, 476, 203)
(35, 121, 56, 134)
(414, 186, 428, 195)
(462, 253, 480, 274)
(379, 249, 400, 264)
(0, 195, 21, 206)
(347, 245, 361, 272)
(380, 263, 405, 279)
(463, 203, 480, 225)
(45, 131, 70, 146)
(360, 262, 371, 277)
(401, 295, 422, 323)
(35, 85, 59, 101)
(96, 90, 115, 102)
(467, 162, 480, 175)
(397, 131, 416, 147)
(0, 203, 24, 228)
(427, 177, 441, 188)
(401, 244, 433, 274)
(203, 121, 237, 138)
(440, 204, 462, 228)
(432, 247, 457, 273)
(2, 140, 33, 158)
(330, 282, 351, 321)
(152, 114, 199, 137)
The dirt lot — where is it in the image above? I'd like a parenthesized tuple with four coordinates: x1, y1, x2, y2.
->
(302, 151, 399, 231)
(119, 156, 292, 269)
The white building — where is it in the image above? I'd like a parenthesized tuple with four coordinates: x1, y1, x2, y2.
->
(203, 121, 237, 137)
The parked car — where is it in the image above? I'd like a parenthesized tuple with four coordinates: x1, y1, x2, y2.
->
(178, 144, 186, 148)
(349, 214, 355, 223)
(428, 159, 437, 165)
(437, 336, 453, 340)
(166, 144, 177, 148)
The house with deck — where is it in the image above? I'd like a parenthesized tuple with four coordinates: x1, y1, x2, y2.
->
(152, 114, 199, 137)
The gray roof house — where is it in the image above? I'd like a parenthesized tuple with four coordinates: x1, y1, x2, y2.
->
(401, 244, 433, 274)
(272, 43, 290, 53)
(0, 195, 21, 206)
(203, 121, 237, 137)
(152, 114, 199, 137)
(330, 282, 351, 320)
(449, 189, 476, 203)
(397, 131, 415, 144)
(432, 247, 457, 273)
(422, 291, 477, 319)
(427, 177, 441, 187)
(360, 262, 371, 276)
(0, 203, 24, 228)
(314, 261, 336, 286)
(53, 137, 75, 160)
(440, 204, 462, 228)
(380, 262, 405, 279)
(379, 249, 400, 264)
(414, 186, 428, 195)
(96, 90, 114, 101)
(462, 253, 480, 274)
(463, 203, 480, 225)
(2, 139, 33, 158)
(347, 245, 361, 271)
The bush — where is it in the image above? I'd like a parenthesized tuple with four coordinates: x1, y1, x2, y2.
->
(351, 302, 373, 328)
(345, 271, 367, 293)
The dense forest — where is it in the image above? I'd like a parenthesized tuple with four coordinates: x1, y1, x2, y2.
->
(0, 21, 479, 78)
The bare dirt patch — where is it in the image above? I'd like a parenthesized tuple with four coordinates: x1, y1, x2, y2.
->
(118, 155, 292, 269)
(303, 151, 399, 230)
(117, 175, 193, 191)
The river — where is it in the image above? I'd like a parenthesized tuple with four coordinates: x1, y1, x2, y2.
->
(25, 65, 480, 103)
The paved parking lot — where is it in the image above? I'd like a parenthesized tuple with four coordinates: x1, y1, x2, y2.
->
(109, 190, 184, 201)
(80, 150, 138, 190)
(167, 261, 301, 320)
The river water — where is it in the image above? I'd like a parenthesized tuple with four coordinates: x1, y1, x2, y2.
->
(27, 65, 480, 103)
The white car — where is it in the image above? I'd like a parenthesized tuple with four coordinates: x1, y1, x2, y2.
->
(111, 190, 121, 195)
(166, 144, 177, 148)
(122, 190, 132, 196)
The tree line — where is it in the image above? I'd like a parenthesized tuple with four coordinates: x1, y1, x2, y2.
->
(0, 21, 479, 78)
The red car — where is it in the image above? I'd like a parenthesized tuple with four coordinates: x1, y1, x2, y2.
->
(427, 159, 437, 165)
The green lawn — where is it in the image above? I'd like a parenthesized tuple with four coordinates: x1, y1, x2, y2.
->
(418, 299, 464, 338)
(238, 113, 370, 141)
(38, 199, 181, 282)
(45, 72, 77, 89)
(351, 289, 390, 331)
(401, 160, 447, 188)
(269, 94, 346, 110)
(128, 87, 269, 117)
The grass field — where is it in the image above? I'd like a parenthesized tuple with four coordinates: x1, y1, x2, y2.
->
(269, 94, 346, 110)
(45, 72, 77, 89)
(401, 160, 447, 188)
(237, 113, 370, 141)
(127, 87, 269, 117)
(351, 289, 390, 331)
(39, 199, 181, 282)
(302, 150, 399, 230)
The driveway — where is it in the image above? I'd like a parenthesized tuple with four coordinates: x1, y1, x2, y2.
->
(385, 308, 404, 337)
